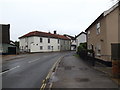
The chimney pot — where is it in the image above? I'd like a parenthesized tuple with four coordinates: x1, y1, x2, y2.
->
(54, 30, 57, 34)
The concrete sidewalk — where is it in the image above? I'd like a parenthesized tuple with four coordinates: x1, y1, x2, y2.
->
(49, 53, 119, 89)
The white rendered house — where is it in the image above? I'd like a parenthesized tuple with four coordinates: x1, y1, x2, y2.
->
(76, 32, 86, 48)
(64, 34, 76, 50)
(19, 31, 71, 53)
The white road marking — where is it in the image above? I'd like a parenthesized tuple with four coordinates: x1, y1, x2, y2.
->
(28, 59, 40, 63)
(0, 65, 20, 75)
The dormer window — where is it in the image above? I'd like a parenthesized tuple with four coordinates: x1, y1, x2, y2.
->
(96, 22, 100, 34)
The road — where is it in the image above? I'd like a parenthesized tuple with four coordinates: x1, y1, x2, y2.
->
(1, 51, 72, 88)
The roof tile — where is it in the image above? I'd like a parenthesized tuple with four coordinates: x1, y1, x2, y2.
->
(19, 31, 70, 40)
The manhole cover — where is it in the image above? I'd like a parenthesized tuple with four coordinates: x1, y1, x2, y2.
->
(75, 78, 90, 82)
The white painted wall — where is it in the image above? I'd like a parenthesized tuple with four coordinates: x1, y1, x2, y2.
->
(71, 40, 76, 50)
(20, 36, 61, 52)
(30, 36, 60, 52)
(72, 40, 76, 45)
(76, 34, 86, 47)
(19, 36, 34, 52)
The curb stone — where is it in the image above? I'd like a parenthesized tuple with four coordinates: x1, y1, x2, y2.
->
(40, 56, 64, 90)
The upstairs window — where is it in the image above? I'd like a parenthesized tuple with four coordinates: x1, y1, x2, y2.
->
(40, 38, 42, 43)
(96, 22, 100, 34)
(88, 31, 90, 39)
(88, 31, 90, 35)
(48, 38, 50, 43)
(58, 39, 60, 44)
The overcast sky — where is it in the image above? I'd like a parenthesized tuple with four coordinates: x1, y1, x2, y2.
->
(0, 0, 118, 41)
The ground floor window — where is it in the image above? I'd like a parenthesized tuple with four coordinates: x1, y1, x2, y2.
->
(96, 44, 101, 56)
(40, 46, 43, 50)
(48, 46, 51, 50)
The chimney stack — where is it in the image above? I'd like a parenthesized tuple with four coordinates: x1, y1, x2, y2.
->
(54, 30, 57, 34)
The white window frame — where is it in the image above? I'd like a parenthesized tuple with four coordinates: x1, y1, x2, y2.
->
(96, 22, 100, 34)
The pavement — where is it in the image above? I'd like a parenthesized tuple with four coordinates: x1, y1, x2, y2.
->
(48, 53, 120, 89)
(94, 66, 120, 86)
(2, 54, 28, 61)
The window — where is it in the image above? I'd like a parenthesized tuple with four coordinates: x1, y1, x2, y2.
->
(40, 38, 42, 43)
(48, 38, 50, 43)
(58, 39, 60, 44)
(88, 31, 90, 35)
(96, 44, 101, 56)
(40, 46, 43, 50)
(96, 22, 100, 34)
(48, 46, 51, 50)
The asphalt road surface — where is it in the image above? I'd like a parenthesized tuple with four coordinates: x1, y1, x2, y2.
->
(1, 51, 73, 88)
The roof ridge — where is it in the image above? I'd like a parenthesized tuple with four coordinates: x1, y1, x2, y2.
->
(19, 31, 70, 40)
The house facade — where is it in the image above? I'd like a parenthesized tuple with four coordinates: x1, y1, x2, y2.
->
(85, 2, 120, 62)
(64, 34, 76, 50)
(76, 32, 86, 48)
(19, 31, 71, 52)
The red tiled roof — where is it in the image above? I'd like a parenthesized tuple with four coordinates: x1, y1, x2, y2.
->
(19, 31, 70, 40)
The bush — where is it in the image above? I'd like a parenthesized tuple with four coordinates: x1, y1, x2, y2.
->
(77, 42, 87, 53)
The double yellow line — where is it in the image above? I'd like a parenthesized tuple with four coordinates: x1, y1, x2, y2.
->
(40, 56, 63, 90)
